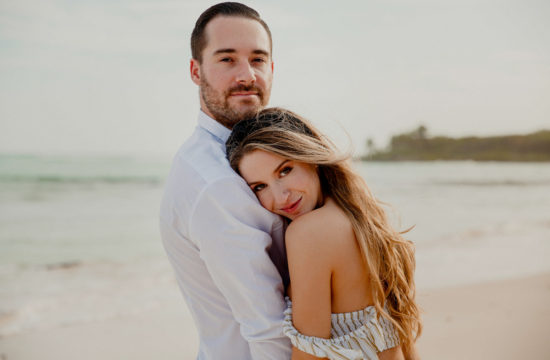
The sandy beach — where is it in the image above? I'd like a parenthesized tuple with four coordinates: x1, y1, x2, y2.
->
(1, 272, 549, 360)
(416, 272, 550, 359)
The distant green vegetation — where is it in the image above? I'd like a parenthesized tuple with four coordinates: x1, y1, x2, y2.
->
(362, 126, 550, 161)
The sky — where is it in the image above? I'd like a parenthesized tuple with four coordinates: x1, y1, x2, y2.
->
(1, 0, 549, 157)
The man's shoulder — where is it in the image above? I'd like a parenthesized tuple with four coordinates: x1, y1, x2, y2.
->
(174, 127, 235, 186)
(161, 126, 247, 218)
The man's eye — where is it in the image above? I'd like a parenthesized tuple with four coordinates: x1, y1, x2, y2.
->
(280, 167, 292, 176)
(252, 184, 266, 192)
(252, 57, 266, 63)
(220, 57, 233, 62)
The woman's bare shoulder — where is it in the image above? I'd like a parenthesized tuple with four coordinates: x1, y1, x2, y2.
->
(285, 198, 354, 253)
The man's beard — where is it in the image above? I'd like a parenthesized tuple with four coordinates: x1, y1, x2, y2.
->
(200, 75, 269, 129)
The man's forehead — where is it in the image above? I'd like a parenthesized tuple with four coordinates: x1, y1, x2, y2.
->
(203, 16, 271, 55)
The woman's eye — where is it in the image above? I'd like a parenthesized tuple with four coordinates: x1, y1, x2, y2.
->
(252, 184, 266, 192)
(280, 167, 292, 177)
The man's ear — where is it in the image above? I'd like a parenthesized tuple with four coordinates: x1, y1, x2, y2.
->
(190, 58, 201, 85)
(271, 60, 274, 73)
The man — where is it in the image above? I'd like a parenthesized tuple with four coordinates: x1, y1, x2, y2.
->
(159, 3, 291, 359)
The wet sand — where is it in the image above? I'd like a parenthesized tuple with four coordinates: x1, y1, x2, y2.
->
(1, 273, 549, 360)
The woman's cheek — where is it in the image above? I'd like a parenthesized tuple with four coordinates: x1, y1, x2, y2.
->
(257, 193, 271, 211)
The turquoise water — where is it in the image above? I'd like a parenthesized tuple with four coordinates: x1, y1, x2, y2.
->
(0, 154, 168, 185)
(1, 154, 549, 336)
(0, 154, 171, 266)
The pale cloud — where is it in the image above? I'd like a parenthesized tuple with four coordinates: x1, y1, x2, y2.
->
(0, 0, 549, 156)
(0, 0, 191, 54)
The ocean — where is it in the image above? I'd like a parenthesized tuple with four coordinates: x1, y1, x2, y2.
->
(1, 154, 549, 337)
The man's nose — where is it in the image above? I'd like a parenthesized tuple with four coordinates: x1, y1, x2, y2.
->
(235, 62, 256, 84)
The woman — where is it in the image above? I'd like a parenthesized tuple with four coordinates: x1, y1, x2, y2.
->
(226, 108, 422, 360)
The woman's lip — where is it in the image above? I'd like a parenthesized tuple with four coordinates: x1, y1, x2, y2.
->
(281, 197, 302, 214)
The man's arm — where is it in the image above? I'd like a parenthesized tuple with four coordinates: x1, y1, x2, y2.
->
(190, 175, 291, 359)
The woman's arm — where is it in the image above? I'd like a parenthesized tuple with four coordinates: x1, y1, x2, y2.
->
(403, 343, 421, 360)
(285, 215, 335, 360)
(292, 346, 327, 360)
(377, 341, 420, 360)
(378, 346, 405, 360)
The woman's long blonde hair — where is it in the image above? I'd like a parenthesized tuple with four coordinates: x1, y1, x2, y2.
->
(226, 107, 422, 354)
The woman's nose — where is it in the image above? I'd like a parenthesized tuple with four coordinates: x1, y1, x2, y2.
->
(272, 183, 290, 206)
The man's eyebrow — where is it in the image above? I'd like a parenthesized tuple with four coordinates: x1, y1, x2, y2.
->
(252, 49, 270, 56)
(213, 48, 236, 55)
(212, 49, 270, 56)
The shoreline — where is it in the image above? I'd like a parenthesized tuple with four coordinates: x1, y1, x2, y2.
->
(1, 272, 549, 360)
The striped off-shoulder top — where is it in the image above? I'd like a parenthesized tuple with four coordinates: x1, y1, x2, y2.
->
(283, 297, 400, 360)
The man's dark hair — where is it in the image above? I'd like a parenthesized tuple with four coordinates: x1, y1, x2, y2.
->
(191, 2, 272, 63)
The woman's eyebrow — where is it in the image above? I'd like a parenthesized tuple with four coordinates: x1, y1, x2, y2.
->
(246, 160, 290, 186)
(274, 160, 290, 174)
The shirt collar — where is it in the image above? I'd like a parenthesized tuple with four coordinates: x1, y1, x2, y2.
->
(197, 110, 231, 143)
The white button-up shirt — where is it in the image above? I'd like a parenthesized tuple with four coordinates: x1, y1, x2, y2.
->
(160, 111, 291, 359)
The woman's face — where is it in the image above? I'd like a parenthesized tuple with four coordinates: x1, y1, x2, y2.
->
(238, 149, 323, 220)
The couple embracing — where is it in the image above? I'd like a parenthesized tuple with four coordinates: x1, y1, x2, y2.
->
(160, 3, 421, 360)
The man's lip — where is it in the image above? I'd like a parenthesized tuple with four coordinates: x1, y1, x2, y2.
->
(281, 197, 302, 213)
(230, 91, 258, 96)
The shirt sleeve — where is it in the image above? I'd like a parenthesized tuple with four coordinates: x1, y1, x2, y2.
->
(189, 175, 292, 360)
